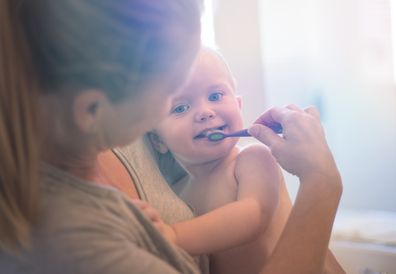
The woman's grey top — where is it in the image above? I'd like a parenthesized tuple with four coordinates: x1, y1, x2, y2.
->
(0, 138, 208, 274)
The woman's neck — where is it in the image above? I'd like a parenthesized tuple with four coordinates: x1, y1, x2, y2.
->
(42, 141, 101, 182)
(40, 93, 102, 182)
(45, 156, 99, 182)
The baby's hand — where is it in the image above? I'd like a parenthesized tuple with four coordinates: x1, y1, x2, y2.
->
(132, 199, 176, 244)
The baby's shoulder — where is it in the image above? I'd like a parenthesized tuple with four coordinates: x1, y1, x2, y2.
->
(235, 144, 278, 177)
(237, 143, 274, 163)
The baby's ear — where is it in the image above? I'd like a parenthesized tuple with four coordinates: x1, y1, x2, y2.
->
(147, 132, 169, 154)
(236, 95, 242, 109)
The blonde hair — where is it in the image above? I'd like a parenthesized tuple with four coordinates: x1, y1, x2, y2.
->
(0, 0, 201, 253)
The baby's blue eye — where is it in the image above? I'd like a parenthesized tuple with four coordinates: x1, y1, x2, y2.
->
(172, 104, 190, 114)
(208, 92, 223, 102)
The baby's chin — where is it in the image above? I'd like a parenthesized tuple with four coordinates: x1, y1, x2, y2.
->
(188, 139, 238, 162)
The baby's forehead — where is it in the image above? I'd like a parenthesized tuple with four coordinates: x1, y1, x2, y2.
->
(198, 49, 229, 71)
(193, 49, 236, 85)
(170, 49, 236, 100)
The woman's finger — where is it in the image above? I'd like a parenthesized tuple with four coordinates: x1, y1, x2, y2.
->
(248, 124, 283, 149)
(253, 106, 292, 126)
(285, 104, 302, 112)
(304, 106, 320, 119)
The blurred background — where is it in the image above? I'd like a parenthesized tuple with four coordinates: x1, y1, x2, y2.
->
(202, 0, 396, 211)
(202, 0, 396, 272)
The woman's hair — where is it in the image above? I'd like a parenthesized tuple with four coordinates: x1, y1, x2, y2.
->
(0, 0, 201, 253)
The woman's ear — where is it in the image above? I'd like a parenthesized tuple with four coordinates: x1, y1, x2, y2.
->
(72, 90, 109, 134)
(147, 132, 169, 154)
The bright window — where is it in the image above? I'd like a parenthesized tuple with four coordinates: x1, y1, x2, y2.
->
(201, 0, 217, 48)
(390, 0, 396, 82)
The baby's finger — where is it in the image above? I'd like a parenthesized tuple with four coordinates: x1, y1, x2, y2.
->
(131, 199, 149, 210)
(132, 200, 161, 222)
(143, 207, 161, 222)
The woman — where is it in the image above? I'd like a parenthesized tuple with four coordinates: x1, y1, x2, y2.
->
(0, 0, 343, 274)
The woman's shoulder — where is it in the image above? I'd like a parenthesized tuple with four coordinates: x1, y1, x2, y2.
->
(40, 163, 145, 232)
(29, 164, 200, 274)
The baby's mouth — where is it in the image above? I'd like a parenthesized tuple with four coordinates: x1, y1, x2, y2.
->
(194, 125, 227, 140)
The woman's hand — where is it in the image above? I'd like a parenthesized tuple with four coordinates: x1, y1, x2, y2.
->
(132, 200, 177, 244)
(248, 105, 340, 182)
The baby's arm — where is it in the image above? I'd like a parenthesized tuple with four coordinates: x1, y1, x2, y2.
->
(170, 145, 280, 256)
(234, 144, 280, 230)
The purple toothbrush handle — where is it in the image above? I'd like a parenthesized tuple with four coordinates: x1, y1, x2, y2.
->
(265, 123, 283, 134)
(226, 129, 251, 137)
(228, 124, 283, 137)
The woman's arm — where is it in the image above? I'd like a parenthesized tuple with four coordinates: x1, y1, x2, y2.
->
(248, 105, 343, 274)
(260, 173, 342, 274)
(324, 249, 346, 274)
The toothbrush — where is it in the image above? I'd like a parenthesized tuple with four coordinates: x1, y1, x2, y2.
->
(207, 123, 283, 142)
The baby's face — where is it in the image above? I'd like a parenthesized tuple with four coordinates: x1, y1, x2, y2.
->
(154, 50, 244, 165)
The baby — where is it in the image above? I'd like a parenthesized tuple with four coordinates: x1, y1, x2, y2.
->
(147, 48, 292, 274)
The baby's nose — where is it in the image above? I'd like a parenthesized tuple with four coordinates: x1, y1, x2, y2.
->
(195, 110, 215, 122)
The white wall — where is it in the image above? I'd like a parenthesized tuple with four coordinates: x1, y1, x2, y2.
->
(213, 0, 396, 211)
(213, 0, 266, 127)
